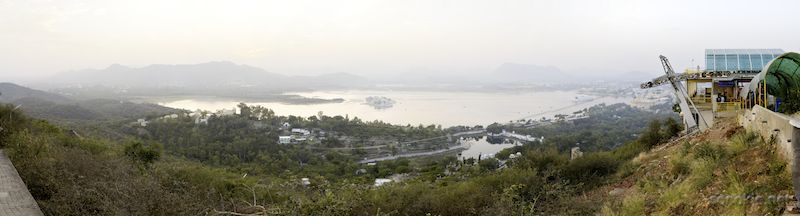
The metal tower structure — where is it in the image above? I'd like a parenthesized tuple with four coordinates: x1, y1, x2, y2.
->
(643, 55, 709, 132)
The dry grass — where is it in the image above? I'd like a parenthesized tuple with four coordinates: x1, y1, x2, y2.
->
(599, 117, 793, 215)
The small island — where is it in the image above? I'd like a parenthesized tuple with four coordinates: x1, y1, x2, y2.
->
(364, 96, 396, 109)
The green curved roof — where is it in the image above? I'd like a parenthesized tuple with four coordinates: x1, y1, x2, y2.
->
(748, 52, 800, 99)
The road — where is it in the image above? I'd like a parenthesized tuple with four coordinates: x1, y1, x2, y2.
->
(358, 144, 469, 164)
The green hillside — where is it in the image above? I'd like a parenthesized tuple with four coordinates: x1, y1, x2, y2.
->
(0, 102, 697, 215)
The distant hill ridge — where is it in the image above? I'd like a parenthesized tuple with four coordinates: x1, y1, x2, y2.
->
(0, 82, 71, 103)
(0, 82, 176, 122)
(49, 61, 369, 89)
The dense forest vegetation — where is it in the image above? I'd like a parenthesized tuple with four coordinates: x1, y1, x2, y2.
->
(133, 103, 446, 180)
(0, 101, 688, 215)
(489, 103, 679, 153)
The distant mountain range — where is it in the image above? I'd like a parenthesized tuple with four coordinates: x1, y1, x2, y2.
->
(48, 61, 370, 90)
(35, 61, 655, 94)
(490, 62, 660, 83)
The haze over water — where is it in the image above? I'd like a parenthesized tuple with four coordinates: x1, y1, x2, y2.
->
(159, 90, 631, 126)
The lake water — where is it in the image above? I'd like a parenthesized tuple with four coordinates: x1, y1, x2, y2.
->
(158, 90, 630, 158)
(159, 90, 631, 127)
(458, 136, 520, 160)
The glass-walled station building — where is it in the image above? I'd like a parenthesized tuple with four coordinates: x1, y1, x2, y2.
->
(685, 49, 784, 123)
(705, 49, 784, 73)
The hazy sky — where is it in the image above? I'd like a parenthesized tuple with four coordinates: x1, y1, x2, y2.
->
(2, 0, 799, 79)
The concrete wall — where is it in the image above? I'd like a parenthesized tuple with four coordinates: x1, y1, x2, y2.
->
(739, 105, 799, 166)
(739, 105, 800, 201)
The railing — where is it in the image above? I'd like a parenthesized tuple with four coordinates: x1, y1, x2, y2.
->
(716, 101, 740, 112)
(691, 96, 712, 103)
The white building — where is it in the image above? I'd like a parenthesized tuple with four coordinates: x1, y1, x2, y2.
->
(161, 113, 179, 119)
(217, 108, 236, 116)
(291, 128, 311, 136)
(137, 118, 149, 127)
(279, 136, 292, 144)
(194, 116, 209, 125)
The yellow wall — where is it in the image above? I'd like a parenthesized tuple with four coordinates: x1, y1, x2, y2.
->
(686, 79, 712, 98)
(687, 80, 697, 97)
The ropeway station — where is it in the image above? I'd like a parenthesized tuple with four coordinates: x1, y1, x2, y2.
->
(641, 49, 787, 132)
(642, 49, 800, 210)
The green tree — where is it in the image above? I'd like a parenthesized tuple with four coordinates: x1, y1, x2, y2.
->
(322, 137, 344, 148)
(237, 102, 252, 119)
(124, 141, 162, 167)
(639, 119, 663, 147)
(779, 88, 800, 114)
(479, 158, 500, 171)
(486, 123, 503, 134)
(664, 117, 682, 139)
(0, 104, 27, 147)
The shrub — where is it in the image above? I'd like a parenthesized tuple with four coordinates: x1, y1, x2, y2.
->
(668, 156, 691, 178)
(687, 159, 715, 189)
(679, 141, 692, 157)
(612, 141, 648, 161)
(778, 88, 800, 114)
(620, 191, 646, 216)
(616, 161, 640, 178)
(728, 131, 758, 155)
(0, 104, 28, 147)
(479, 158, 500, 171)
(664, 117, 683, 139)
(638, 119, 663, 147)
(692, 142, 728, 161)
(123, 141, 162, 167)
(512, 147, 567, 170)
(561, 152, 620, 185)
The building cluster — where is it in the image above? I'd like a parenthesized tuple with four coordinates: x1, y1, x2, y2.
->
(576, 81, 636, 98)
(132, 107, 241, 128)
(487, 129, 544, 142)
(277, 122, 325, 144)
(630, 87, 674, 110)
(129, 107, 331, 145)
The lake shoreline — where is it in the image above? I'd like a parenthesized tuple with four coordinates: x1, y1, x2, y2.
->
(155, 89, 632, 127)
